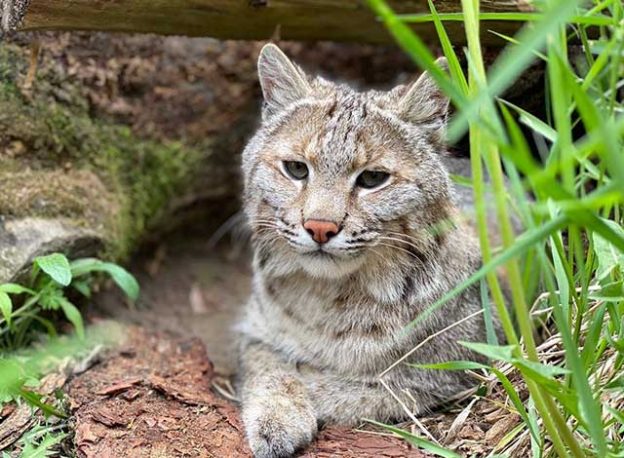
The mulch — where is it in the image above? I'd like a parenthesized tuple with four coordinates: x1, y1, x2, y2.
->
(67, 327, 428, 457)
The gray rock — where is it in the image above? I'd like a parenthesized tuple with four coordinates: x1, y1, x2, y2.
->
(0, 217, 103, 283)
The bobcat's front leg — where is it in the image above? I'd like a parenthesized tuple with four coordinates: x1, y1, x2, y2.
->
(239, 338, 317, 458)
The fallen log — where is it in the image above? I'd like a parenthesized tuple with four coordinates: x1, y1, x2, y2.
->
(6, 1, 530, 45)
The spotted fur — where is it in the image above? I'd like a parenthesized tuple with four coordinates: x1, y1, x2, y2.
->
(237, 44, 499, 458)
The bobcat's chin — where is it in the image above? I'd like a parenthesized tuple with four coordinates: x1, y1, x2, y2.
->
(297, 251, 366, 279)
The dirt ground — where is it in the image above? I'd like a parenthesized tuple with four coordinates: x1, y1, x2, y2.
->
(67, 326, 430, 457)
(68, 327, 251, 457)
(91, 227, 252, 377)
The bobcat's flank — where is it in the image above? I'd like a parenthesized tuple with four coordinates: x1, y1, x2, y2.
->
(237, 44, 497, 458)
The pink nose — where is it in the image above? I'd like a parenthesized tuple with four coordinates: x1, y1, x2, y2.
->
(303, 219, 340, 244)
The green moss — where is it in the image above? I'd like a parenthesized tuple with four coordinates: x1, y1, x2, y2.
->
(0, 166, 115, 223)
(0, 44, 205, 260)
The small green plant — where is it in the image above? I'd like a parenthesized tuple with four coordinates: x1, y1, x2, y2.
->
(0, 321, 124, 456)
(0, 253, 134, 455)
(0, 253, 138, 351)
(0, 422, 68, 458)
(0, 321, 123, 408)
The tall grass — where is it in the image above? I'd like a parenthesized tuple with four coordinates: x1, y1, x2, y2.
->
(366, 0, 624, 456)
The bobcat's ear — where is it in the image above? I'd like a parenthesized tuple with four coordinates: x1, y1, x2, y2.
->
(397, 57, 450, 135)
(258, 44, 311, 117)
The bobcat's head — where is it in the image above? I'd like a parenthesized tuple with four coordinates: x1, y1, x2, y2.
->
(243, 44, 454, 279)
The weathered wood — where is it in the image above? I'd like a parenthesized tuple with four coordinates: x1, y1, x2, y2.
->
(16, 0, 529, 45)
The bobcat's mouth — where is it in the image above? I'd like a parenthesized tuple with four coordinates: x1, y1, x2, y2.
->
(296, 246, 367, 278)
(304, 249, 337, 260)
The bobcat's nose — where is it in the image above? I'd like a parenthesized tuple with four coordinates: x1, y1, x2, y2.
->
(303, 219, 340, 244)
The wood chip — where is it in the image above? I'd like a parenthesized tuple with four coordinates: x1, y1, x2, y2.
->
(189, 283, 209, 315)
(96, 378, 143, 396)
(68, 327, 429, 457)
(0, 405, 34, 450)
(485, 415, 520, 445)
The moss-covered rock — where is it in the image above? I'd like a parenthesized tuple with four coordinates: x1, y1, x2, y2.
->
(0, 40, 207, 280)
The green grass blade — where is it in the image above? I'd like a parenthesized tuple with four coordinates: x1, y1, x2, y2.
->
(366, 419, 461, 458)
(398, 12, 614, 27)
(447, 0, 584, 142)
(365, 0, 467, 110)
(405, 215, 568, 330)
(427, 0, 469, 95)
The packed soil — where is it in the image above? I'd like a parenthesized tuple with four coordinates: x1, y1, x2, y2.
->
(91, 231, 252, 377)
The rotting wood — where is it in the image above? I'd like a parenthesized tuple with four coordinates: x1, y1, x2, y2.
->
(12, 0, 532, 46)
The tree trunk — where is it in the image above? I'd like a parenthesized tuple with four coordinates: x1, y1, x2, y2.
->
(6, 0, 530, 45)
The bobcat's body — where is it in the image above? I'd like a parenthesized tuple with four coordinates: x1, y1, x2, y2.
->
(237, 44, 496, 458)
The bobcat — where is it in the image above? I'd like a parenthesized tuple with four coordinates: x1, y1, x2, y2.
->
(237, 44, 496, 458)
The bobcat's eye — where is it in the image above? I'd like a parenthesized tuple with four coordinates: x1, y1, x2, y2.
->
(356, 170, 390, 189)
(283, 161, 309, 180)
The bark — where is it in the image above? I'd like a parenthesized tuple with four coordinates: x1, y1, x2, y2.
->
(5, 0, 531, 46)
(67, 326, 428, 457)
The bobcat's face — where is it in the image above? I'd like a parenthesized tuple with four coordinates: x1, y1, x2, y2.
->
(243, 45, 452, 279)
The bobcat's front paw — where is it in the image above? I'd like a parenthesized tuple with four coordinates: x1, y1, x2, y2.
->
(243, 394, 317, 458)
